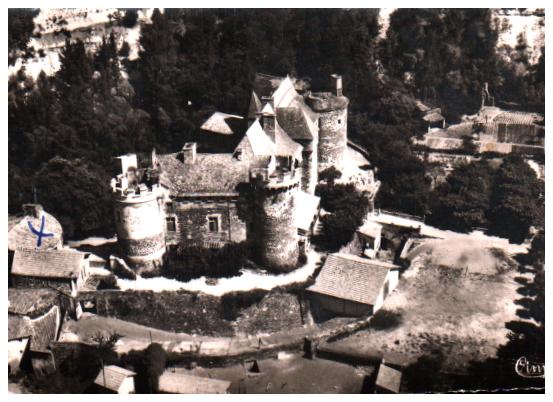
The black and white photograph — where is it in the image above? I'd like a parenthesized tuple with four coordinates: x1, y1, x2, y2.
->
(6, 4, 547, 394)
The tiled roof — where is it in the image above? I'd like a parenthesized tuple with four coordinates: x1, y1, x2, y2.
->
(277, 106, 318, 141)
(8, 315, 33, 340)
(159, 369, 231, 394)
(11, 249, 86, 279)
(252, 73, 285, 99)
(307, 253, 398, 306)
(29, 305, 60, 353)
(158, 153, 251, 195)
(294, 191, 320, 232)
(275, 122, 303, 160)
(493, 111, 544, 125)
(423, 111, 445, 123)
(94, 365, 136, 392)
(8, 288, 59, 317)
(8, 210, 63, 252)
(200, 112, 244, 136)
(376, 363, 402, 393)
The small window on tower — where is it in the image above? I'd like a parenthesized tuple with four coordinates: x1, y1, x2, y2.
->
(338, 119, 342, 124)
(166, 217, 176, 232)
(208, 216, 220, 232)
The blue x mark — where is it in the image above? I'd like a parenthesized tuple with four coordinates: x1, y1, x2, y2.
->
(27, 215, 54, 248)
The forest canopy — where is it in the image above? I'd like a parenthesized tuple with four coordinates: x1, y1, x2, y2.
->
(8, 8, 544, 240)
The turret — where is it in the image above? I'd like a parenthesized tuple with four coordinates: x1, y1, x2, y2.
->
(305, 74, 349, 173)
(112, 154, 166, 273)
(248, 157, 301, 271)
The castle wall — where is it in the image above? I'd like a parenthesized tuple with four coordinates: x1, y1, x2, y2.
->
(300, 138, 319, 194)
(317, 107, 348, 173)
(173, 198, 247, 247)
(250, 184, 300, 271)
(114, 193, 166, 268)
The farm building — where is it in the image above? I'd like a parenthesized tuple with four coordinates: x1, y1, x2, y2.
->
(307, 253, 400, 317)
(93, 365, 136, 394)
(11, 249, 91, 297)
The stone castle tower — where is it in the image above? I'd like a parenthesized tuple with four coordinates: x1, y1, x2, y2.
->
(305, 74, 349, 173)
(249, 157, 301, 272)
(111, 154, 166, 272)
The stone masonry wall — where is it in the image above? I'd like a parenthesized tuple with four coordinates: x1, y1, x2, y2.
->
(317, 107, 348, 173)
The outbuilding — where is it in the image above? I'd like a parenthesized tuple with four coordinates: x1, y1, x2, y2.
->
(307, 253, 400, 317)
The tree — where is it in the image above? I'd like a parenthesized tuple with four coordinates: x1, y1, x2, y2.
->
(429, 160, 494, 231)
(133, 343, 167, 393)
(34, 157, 114, 239)
(488, 155, 543, 243)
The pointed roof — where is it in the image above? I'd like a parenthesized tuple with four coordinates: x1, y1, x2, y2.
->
(274, 122, 303, 160)
(200, 112, 244, 135)
(247, 91, 263, 119)
(276, 106, 318, 141)
(261, 102, 275, 115)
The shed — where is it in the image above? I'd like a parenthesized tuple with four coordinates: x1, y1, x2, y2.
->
(307, 253, 400, 317)
(94, 365, 136, 394)
(158, 368, 231, 394)
(375, 363, 402, 393)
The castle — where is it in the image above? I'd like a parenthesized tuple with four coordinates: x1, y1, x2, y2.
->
(111, 74, 380, 272)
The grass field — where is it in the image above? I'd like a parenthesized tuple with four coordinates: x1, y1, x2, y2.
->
(331, 239, 529, 373)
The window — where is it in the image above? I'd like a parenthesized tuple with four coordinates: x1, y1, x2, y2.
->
(166, 217, 176, 232)
(208, 216, 220, 232)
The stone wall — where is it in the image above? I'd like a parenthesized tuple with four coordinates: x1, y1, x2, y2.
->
(114, 194, 166, 264)
(317, 107, 348, 172)
(174, 198, 247, 247)
(250, 185, 300, 271)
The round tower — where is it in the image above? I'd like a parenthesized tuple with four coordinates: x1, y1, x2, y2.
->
(112, 155, 166, 273)
(249, 164, 301, 272)
(305, 74, 349, 173)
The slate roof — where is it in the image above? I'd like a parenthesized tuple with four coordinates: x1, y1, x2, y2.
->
(277, 106, 318, 141)
(375, 363, 402, 393)
(307, 253, 399, 306)
(159, 369, 231, 394)
(8, 208, 63, 252)
(8, 288, 59, 317)
(493, 111, 544, 125)
(11, 249, 86, 279)
(94, 365, 136, 392)
(252, 73, 285, 99)
(8, 315, 33, 340)
(423, 111, 445, 123)
(358, 221, 383, 238)
(29, 305, 60, 353)
(235, 119, 303, 161)
(158, 153, 251, 196)
(294, 191, 320, 232)
(200, 112, 244, 136)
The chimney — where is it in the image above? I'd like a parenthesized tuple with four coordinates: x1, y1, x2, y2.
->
(330, 74, 342, 97)
(180, 142, 197, 164)
(23, 204, 43, 218)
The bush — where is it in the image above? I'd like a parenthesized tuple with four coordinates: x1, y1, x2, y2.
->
(130, 343, 167, 393)
(163, 242, 250, 281)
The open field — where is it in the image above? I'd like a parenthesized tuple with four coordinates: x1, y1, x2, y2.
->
(331, 239, 529, 372)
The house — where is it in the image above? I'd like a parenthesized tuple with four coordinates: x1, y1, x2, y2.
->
(356, 221, 383, 258)
(8, 204, 64, 271)
(8, 305, 61, 375)
(423, 108, 446, 132)
(158, 368, 231, 394)
(375, 362, 403, 393)
(93, 365, 136, 394)
(11, 249, 90, 297)
(307, 253, 400, 317)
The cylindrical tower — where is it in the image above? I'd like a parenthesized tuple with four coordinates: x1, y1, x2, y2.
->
(305, 75, 349, 173)
(112, 155, 166, 273)
(249, 166, 301, 272)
